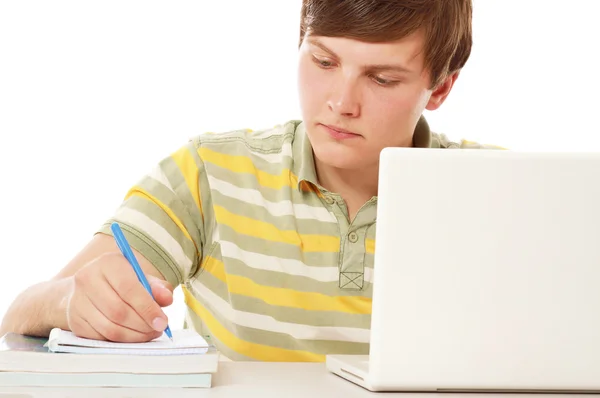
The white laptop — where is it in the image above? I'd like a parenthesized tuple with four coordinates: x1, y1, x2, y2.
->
(327, 147, 600, 392)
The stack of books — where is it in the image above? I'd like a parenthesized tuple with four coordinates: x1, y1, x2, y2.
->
(0, 328, 219, 388)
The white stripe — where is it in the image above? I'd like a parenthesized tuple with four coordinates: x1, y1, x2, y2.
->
(250, 143, 293, 164)
(210, 219, 220, 245)
(207, 175, 336, 223)
(147, 165, 174, 192)
(221, 241, 374, 284)
(191, 282, 370, 343)
(114, 207, 193, 277)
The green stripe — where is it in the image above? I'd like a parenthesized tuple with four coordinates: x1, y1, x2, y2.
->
(219, 226, 340, 266)
(201, 140, 294, 170)
(201, 139, 295, 177)
(193, 268, 231, 304)
(189, 284, 370, 355)
(121, 195, 197, 269)
(221, 255, 372, 297)
(232, 295, 372, 328)
(135, 174, 202, 251)
(364, 253, 375, 269)
(210, 191, 337, 233)
(189, 278, 371, 329)
(223, 322, 370, 356)
(205, 164, 328, 208)
(366, 223, 376, 239)
(199, 122, 296, 153)
(97, 223, 181, 287)
(196, 241, 374, 303)
(202, 161, 295, 200)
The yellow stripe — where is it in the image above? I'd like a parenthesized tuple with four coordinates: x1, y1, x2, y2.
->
(171, 146, 203, 220)
(202, 255, 227, 281)
(183, 286, 324, 362)
(124, 188, 195, 247)
(214, 205, 339, 252)
(366, 239, 375, 254)
(203, 256, 371, 314)
(198, 147, 298, 190)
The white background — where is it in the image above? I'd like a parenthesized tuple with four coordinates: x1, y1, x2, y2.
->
(0, 1, 599, 330)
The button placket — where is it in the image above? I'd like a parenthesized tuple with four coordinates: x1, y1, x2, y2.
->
(339, 227, 366, 290)
(320, 194, 376, 291)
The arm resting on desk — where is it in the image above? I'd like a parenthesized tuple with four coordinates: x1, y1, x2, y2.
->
(0, 277, 71, 337)
(0, 233, 169, 339)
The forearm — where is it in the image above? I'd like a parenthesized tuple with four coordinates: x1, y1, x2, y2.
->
(0, 277, 72, 337)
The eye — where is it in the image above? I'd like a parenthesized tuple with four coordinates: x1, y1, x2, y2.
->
(312, 55, 336, 69)
(371, 75, 398, 86)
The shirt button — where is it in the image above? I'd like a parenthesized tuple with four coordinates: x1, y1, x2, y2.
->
(348, 232, 358, 243)
(324, 196, 334, 205)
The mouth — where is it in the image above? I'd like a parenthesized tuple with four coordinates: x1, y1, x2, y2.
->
(321, 124, 362, 140)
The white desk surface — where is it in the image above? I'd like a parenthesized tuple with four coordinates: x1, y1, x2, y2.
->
(0, 362, 594, 398)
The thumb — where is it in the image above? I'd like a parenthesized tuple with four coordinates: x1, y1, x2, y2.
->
(147, 275, 174, 307)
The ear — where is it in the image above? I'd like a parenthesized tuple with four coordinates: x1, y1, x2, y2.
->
(425, 72, 459, 111)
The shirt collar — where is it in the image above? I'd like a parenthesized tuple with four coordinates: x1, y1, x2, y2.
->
(291, 115, 432, 190)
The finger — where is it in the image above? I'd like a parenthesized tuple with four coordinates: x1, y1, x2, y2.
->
(148, 275, 174, 307)
(147, 275, 174, 293)
(68, 300, 106, 341)
(150, 280, 174, 308)
(104, 263, 169, 332)
(82, 272, 155, 334)
(82, 293, 162, 343)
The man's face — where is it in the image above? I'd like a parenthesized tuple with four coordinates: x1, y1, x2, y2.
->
(297, 31, 454, 171)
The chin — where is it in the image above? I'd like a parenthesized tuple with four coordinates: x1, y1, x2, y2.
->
(313, 143, 370, 170)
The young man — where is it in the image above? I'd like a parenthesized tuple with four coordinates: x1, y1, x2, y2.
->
(1, 0, 497, 361)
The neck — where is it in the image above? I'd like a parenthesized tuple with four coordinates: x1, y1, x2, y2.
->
(315, 157, 379, 219)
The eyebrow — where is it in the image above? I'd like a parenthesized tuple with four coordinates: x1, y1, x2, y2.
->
(309, 38, 341, 59)
(307, 38, 414, 75)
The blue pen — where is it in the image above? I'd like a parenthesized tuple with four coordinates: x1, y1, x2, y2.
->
(110, 222, 173, 341)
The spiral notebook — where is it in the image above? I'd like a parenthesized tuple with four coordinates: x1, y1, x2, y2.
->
(46, 328, 210, 355)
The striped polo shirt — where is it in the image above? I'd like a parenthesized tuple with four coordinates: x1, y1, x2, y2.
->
(98, 116, 499, 361)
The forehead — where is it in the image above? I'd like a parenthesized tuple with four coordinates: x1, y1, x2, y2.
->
(307, 31, 426, 68)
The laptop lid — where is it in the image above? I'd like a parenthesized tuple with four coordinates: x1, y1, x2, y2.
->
(368, 148, 600, 392)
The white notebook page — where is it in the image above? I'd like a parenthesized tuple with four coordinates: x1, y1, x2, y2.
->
(46, 328, 210, 355)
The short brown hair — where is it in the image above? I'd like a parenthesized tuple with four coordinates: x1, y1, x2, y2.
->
(299, 0, 472, 89)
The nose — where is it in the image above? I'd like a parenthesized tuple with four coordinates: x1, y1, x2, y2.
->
(327, 76, 361, 118)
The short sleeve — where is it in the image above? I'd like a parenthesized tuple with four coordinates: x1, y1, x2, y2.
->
(97, 140, 206, 287)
